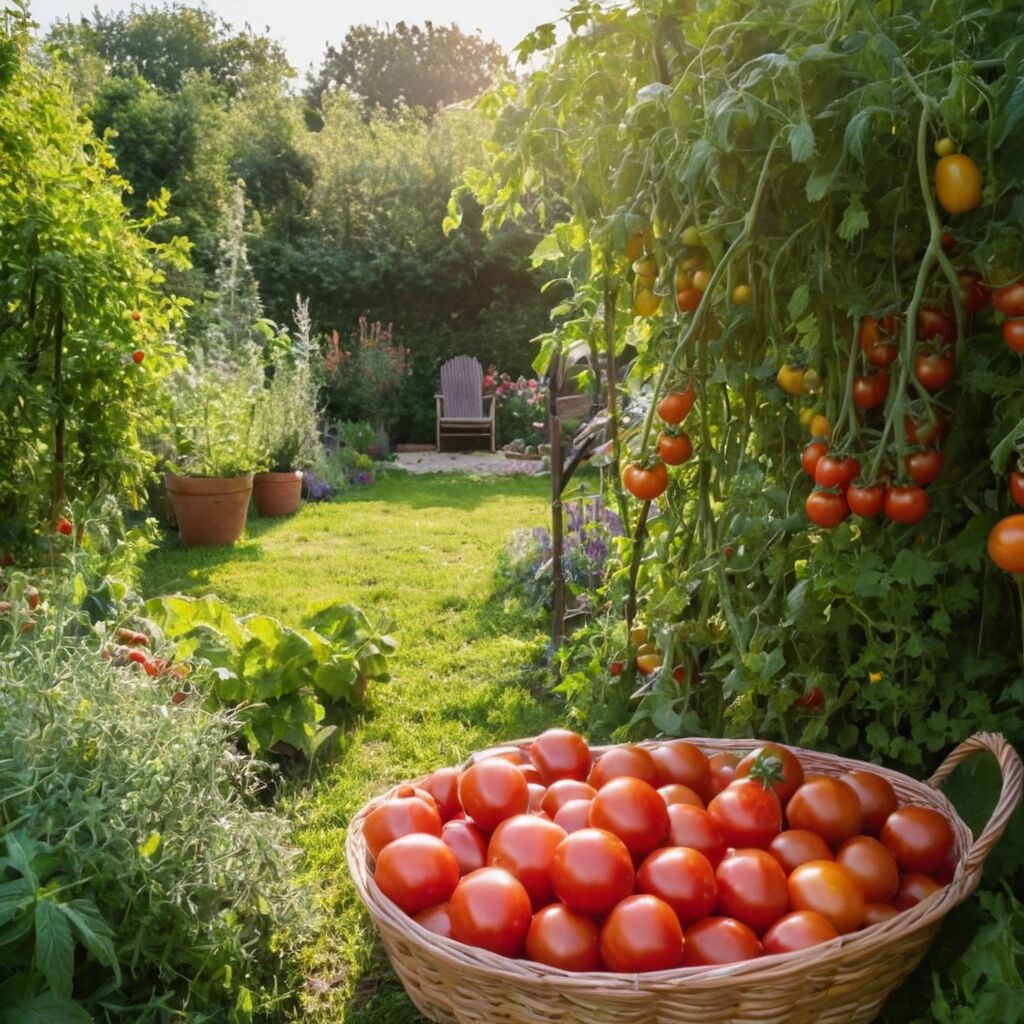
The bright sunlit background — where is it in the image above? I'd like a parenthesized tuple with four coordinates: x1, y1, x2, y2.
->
(29, 0, 571, 72)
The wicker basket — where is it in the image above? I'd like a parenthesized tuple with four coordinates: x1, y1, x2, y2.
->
(347, 732, 1022, 1024)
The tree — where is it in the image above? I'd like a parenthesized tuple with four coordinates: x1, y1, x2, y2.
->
(307, 21, 505, 120)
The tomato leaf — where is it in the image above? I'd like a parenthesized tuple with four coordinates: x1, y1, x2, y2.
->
(789, 121, 816, 163)
(837, 195, 869, 241)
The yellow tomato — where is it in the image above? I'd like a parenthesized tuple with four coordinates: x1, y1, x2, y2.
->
(731, 283, 752, 305)
(777, 365, 807, 395)
(624, 232, 646, 262)
(636, 653, 663, 675)
(681, 226, 703, 247)
(633, 288, 661, 317)
(799, 407, 816, 428)
(633, 256, 658, 283)
(692, 269, 711, 291)
(935, 153, 983, 214)
(630, 624, 648, 646)
(933, 137, 955, 158)
(810, 414, 833, 438)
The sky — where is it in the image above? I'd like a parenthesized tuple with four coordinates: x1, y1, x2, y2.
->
(29, 0, 571, 73)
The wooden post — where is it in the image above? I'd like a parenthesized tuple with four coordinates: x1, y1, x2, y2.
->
(549, 344, 566, 669)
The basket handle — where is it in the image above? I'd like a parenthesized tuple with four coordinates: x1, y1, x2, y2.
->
(927, 732, 1023, 880)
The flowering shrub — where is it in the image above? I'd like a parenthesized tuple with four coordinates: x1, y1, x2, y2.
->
(484, 366, 548, 447)
(324, 317, 410, 435)
(499, 498, 624, 613)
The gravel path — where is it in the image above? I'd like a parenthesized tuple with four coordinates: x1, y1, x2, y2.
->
(391, 450, 543, 476)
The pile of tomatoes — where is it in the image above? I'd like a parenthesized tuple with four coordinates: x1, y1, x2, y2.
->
(366, 730, 955, 973)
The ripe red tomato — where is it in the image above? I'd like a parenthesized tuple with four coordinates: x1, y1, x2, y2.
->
(553, 798, 595, 834)
(449, 867, 533, 956)
(787, 860, 865, 933)
(1011, 470, 1024, 508)
(836, 835, 899, 903)
(421, 768, 462, 822)
(683, 916, 762, 966)
(715, 848, 789, 934)
(840, 771, 897, 835)
(792, 687, 825, 711)
(588, 744, 659, 789)
(441, 819, 488, 876)
(364, 794, 442, 859)
(55, 516, 73, 536)
(637, 846, 717, 926)
(541, 779, 597, 818)
(859, 315, 897, 367)
(550, 828, 635, 916)
(916, 306, 956, 345)
(525, 904, 602, 972)
(801, 441, 829, 478)
(862, 902, 899, 926)
(950, 270, 990, 315)
(413, 902, 453, 938)
(885, 485, 930, 524)
(708, 778, 782, 849)
(374, 834, 460, 915)
(649, 740, 710, 798)
(676, 287, 704, 312)
(623, 462, 669, 501)
(904, 449, 945, 486)
(529, 728, 592, 785)
(589, 777, 669, 858)
(880, 806, 955, 873)
(666, 804, 727, 867)
(786, 777, 862, 846)
(852, 370, 889, 410)
(988, 514, 1024, 573)
(993, 281, 1024, 318)
(658, 431, 693, 466)
(893, 872, 942, 910)
(656, 383, 696, 424)
(458, 758, 529, 833)
(847, 484, 884, 518)
(1003, 319, 1024, 353)
(762, 910, 839, 955)
(487, 814, 567, 909)
(600, 894, 684, 972)
(735, 744, 805, 806)
(806, 489, 850, 529)
(766, 829, 833, 875)
(658, 783, 704, 808)
(914, 349, 954, 392)
(867, 341, 898, 370)
(814, 456, 847, 489)
(707, 752, 739, 798)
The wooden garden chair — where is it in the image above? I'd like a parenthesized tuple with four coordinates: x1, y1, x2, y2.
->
(435, 356, 495, 452)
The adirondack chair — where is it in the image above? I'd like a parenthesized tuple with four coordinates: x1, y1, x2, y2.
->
(435, 356, 495, 452)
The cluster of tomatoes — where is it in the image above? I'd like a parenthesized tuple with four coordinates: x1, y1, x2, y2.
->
(101, 627, 190, 699)
(367, 730, 954, 973)
(621, 382, 697, 502)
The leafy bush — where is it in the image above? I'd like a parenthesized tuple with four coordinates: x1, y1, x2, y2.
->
(258, 349, 322, 472)
(0, 611, 307, 1022)
(147, 594, 396, 757)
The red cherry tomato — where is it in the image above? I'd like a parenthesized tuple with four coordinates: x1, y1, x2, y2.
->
(658, 783, 705, 808)
(904, 449, 945, 486)
(1010, 470, 1024, 508)
(862, 902, 899, 926)
(787, 860, 865, 934)
(992, 281, 1024, 318)
(766, 829, 833, 875)
(649, 740, 710, 799)
(449, 866, 533, 956)
(364, 794, 442, 859)
(413, 902, 454, 938)
(786, 776, 863, 846)
(458, 758, 529, 832)
(599, 894, 684, 973)
(529, 728, 592, 785)
(814, 456, 860, 490)
(553, 798, 594, 834)
(916, 306, 955, 345)
(989, 514, 1024, 573)
(707, 752, 739, 798)
(658, 431, 694, 466)
(637, 846, 717, 926)
(762, 910, 839, 955)
(441, 818, 489, 876)
(525, 904, 602, 972)
(623, 462, 669, 501)
(487, 814, 567, 909)
(852, 370, 889, 410)
(682, 916, 762, 966)
(836, 835, 899, 903)
(801, 441, 829, 478)
(587, 745, 659, 788)
(421, 768, 462, 822)
(1003, 319, 1024, 353)
(550, 828, 635, 916)
(666, 804, 727, 867)
(847, 484, 884, 518)
(949, 270, 990, 315)
(880, 806, 955, 873)
(735, 744, 805, 806)
(914, 349, 955, 392)
(840, 771, 897, 835)
(657, 382, 696, 424)
(676, 287, 704, 313)
(806, 489, 850, 528)
(374, 833, 460, 915)
(541, 778, 597, 818)
(589, 776, 669, 858)
(893, 872, 942, 910)
(884, 485, 930, 524)
(715, 848, 789, 934)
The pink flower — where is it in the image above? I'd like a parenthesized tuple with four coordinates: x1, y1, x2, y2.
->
(528, 379, 538, 389)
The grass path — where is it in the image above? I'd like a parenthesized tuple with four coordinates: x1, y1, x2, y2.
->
(143, 471, 560, 1022)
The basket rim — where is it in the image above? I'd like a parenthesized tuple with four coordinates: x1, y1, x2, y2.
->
(346, 733, 1020, 990)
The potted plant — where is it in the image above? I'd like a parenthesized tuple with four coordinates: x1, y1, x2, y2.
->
(253, 348, 321, 517)
(164, 356, 266, 547)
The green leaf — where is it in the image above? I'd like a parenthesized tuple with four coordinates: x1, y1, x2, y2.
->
(837, 195, 869, 241)
(0, 990, 92, 1024)
(789, 121, 816, 163)
(0, 878, 35, 926)
(34, 899, 74, 998)
(60, 899, 120, 983)
(788, 285, 810, 321)
(997, 78, 1024, 148)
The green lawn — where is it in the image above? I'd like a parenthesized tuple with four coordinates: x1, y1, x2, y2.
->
(143, 470, 561, 1022)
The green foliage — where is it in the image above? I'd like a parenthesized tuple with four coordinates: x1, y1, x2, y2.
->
(147, 593, 396, 757)
(257, 341, 322, 473)
(0, 605, 308, 1022)
(306, 20, 505, 120)
(0, 30, 189, 550)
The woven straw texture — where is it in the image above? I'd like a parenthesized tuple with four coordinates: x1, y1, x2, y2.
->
(347, 732, 1022, 1024)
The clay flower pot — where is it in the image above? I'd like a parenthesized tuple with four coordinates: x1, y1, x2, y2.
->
(253, 470, 303, 518)
(165, 471, 253, 547)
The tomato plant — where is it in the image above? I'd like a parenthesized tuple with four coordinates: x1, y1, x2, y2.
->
(992, 282, 1024, 318)
(1010, 471, 1024, 508)
(904, 449, 945, 486)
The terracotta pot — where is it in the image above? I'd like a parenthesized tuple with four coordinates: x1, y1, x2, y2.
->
(165, 471, 253, 547)
(253, 470, 303, 517)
